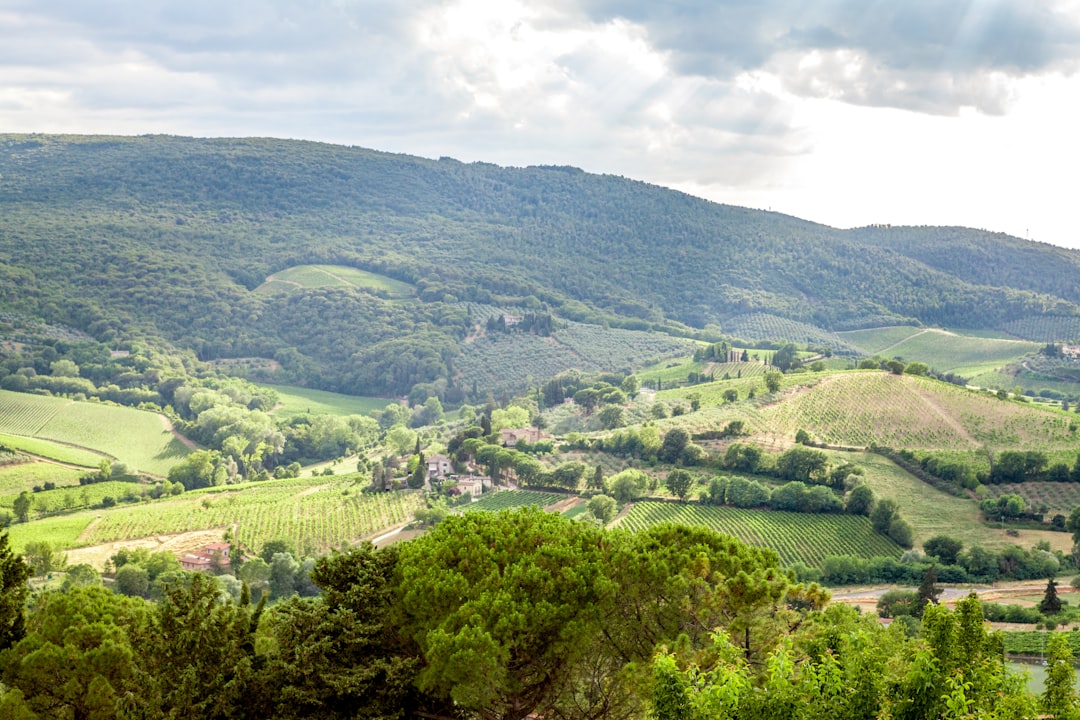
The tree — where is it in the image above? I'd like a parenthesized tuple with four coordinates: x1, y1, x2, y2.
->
(776, 446, 828, 483)
(844, 484, 875, 516)
(586, 494, 617, 524)
(0, 531, 30, 650)
(658, 428, 690, 464)
(395, 508, 609, 719)
(871, 498, 900, 534)
(923, 535, 963, 566)
(263, 544, 435, 720)
(12, 492, 30, 524)
(113, 565, 150, 598)
(1, 586, 148, 719)
(23, 541, 64, 577)
(665, 469, 694, 501)
(590, 464, 604, 491)
(260, 539, 296, 565)
(606, 469, 649, 503)
(772, 344, 799, 372)
(763, 370, 783, 393)
(916, 564, 941, 616)
(1039, 577, 1064, 615)
(1042, 632, 1079, 719)
(123, 573, 265, 719)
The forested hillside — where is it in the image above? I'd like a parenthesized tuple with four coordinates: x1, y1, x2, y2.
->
(3, 134, 1080, 397)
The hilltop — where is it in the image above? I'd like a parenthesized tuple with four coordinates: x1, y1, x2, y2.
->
(4, 134, 1080, 400)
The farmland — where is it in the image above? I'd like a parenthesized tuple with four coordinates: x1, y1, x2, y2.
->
(0, 480, 144, 513)
(614, 502, 902, 567)
(836, 326, 1037, 375)
(0, 432, 104, 467)
(6, 474, 426, 556)
(465, 490, 566, 513)
(754, 373, 1076, 451)
(0, 390, 191, 475)
(0, 460, 83, 496)
(999, 316, 1080, 343)
(263, 383, 389, 419)
(256, 264, 416, 298)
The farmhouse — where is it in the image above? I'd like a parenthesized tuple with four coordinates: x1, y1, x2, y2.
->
(427, 454, 453, 479)
(179, 542, 231, 572)
(1063, 344, 1080, 360)
(499, 427, 548, 447)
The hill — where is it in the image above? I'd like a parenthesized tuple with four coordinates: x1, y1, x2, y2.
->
(5, 134, 1080, 400)
(660, 370, 1076, 454)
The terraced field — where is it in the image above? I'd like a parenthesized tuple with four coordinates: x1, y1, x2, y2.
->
(614, 502, 902, 567)
(0, 390, 190, 475)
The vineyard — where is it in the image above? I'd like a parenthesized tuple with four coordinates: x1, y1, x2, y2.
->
(721, 314, 861, 355)
(263, 383, 389, 419)
(0, 390, 190, 475)
(999, 316, 1080, 343)
(0, 479, 142, 511)
(465, 490, 566, 512)
(4, 475, 425, 555)
(756, 373, 1077, 451)
(614, 502, 902, 567)
(1003, 631, 1080, 656)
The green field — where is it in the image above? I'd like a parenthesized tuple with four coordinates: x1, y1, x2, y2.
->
(837, 326, 1038, 376)
(0, 390, 190, 475)
(263, 384, 389, 419)
(614, 502, 903, 568)
(0, 431, 107, 468)
(8, 474, 426, 555)
(257, 264, 415, 298)
(0, 461, 83, 496)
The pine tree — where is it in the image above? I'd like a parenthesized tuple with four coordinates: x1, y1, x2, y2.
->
(916, 564, 941, 617)
(1040, 577, 1064, 615)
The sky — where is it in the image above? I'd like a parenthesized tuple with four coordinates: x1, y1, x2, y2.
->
(3, 1, 1080, 248)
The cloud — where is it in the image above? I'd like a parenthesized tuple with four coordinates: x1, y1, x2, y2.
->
(578, 0, 1080, 114)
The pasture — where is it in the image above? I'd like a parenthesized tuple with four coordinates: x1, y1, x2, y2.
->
(614, 502, 902, 568)
(0, 390, 190, 475)
(256, 264, 415, 298)
(263, 383, 389, 419)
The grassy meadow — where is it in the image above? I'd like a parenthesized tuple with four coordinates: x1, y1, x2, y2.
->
(0, 390, 191, 475)
(263, 383, 389, 419)
(256, 264, 415, 298)
(0, 461, 83, 496)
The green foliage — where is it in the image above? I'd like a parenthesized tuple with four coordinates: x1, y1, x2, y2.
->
(0, 531, 29, 650)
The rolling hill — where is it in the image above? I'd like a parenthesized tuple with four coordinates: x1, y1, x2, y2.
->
(4, 134, 1080, 400)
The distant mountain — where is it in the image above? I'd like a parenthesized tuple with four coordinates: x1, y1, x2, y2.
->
(2, 134, 1079, 396)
